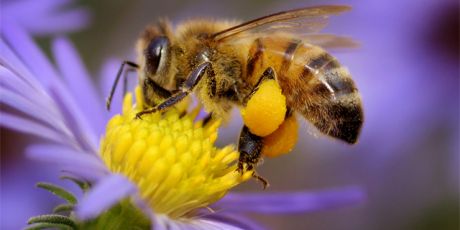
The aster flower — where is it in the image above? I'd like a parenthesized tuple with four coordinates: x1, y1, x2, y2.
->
(0, 21, 365, 229)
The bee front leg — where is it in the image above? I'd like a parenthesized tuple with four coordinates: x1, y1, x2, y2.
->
(106, 61, 139, 110)
(135, 62, 212, 119)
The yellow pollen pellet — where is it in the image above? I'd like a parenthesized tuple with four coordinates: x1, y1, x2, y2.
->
(262, 115, 299, 158)
(241, 79, 286, 137)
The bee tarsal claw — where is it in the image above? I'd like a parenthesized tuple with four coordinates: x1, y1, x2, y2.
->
(252, 171, 269, 189)
(135, 112, 145, 120)
(237, 162, 245, 174)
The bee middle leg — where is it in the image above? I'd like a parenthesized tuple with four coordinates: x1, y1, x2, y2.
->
(135, 62, 212, 119)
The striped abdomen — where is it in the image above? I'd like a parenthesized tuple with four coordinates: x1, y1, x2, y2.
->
(244, 36, 363, 143)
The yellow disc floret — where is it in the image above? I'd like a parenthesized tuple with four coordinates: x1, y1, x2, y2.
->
(100, 87, 252, 219)
(262, 115, 299, 158)
(241, 79, 287, 137)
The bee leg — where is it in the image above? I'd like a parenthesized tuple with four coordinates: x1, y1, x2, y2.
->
(202, 113, 213, 126)
(135, 91, 189, 119)
(106, 60, 139, 110)
(238, 126, 262, 172)
(243, 67, 276, 104)
(252, 171, 270, 189)
(238, 125, 269, 189)
(143, 77, 173, 107)
(123, 68, 137, 98)
(135, 62, 212, 119)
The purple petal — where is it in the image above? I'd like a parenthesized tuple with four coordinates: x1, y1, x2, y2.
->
(3, 21, 62, 88)
(52, 37, 105, 135)
(0, 87, 71, 136)
(215, 187, 366, 214)
(203, 213, 265, 230)
(76, 174, 138, 220)
(3, 0, 90, 35)
(189, 219, 245, 230)
(2, 27, 98, 151)
(48, 86, 98, 153)
(0, 50, 64, 122)
(0, 112, 68, 144)
(4, 23, 100, 152)
(19, 9, 90, 36)
(153, 215, 246, 230)
(26, 144, 108, 182)
(0, 65, 40, 99)
(4, 0, 73, 17)
(0, 39, 47, 95)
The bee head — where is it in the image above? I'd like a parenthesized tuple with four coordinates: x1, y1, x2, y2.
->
(137, 20, 175, 87)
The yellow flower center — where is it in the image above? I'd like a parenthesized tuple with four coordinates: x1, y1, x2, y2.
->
(99, 87, 252, 219)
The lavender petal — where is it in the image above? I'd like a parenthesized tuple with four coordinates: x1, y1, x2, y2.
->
(0, 66, 40, 99)
(4, 0, 74, 18)
(0, 87, 71, 136)
(51, 37, 104, 135)
(3, 0, 90, 35)
(26, 144, 108, 182)
(203, 213, 265, 230)
(190, 219, 245, 230)
(3, 21, 62, 88)
(48, 86, 98, 153)
(0, 39, 48, 95)
(76, 174, 138, 220)
(2, 22, 98, 151)
(20, 9, 90, 36)
(215, 187, 366, 214)
(0, 112, 68, 144)
(153, 215, 246, 230)
(0, 51, 64, 122)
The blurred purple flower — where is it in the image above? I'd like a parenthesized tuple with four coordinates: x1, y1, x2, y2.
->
(1, 1, 91, 228)
(2, 0, 90, 36)
(0, 21, 365, 229)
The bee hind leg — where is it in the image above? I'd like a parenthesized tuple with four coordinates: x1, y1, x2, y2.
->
(135, 62, 212, 119)
(238, 125, 269, 189)
(252, 171, 270, 189)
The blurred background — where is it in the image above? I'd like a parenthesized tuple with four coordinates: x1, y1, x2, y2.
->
(1, 0, 459, 229)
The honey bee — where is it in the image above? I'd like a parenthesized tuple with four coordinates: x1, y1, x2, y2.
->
(106, 5, 363, 188)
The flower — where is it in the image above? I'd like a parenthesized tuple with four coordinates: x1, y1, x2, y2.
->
(0, 21, 366, 229)
(100, 88, 253, 218)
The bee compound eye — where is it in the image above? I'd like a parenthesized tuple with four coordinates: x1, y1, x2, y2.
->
(145, 36, 169, 74)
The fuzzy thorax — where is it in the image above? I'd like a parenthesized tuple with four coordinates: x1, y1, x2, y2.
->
(99, 87, 252, 219)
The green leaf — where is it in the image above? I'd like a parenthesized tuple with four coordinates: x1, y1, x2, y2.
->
(24, 222, 73, 230)
(27, 214, 76, 229)
(36, 182, 77, 204)
(60, 176, 91, 192)
(53, 204, 74, 213)
(80, 199, 150, 229)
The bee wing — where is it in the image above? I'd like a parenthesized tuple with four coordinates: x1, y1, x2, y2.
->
(212, 5, 351, 42)
(301, 34, 359, 50)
